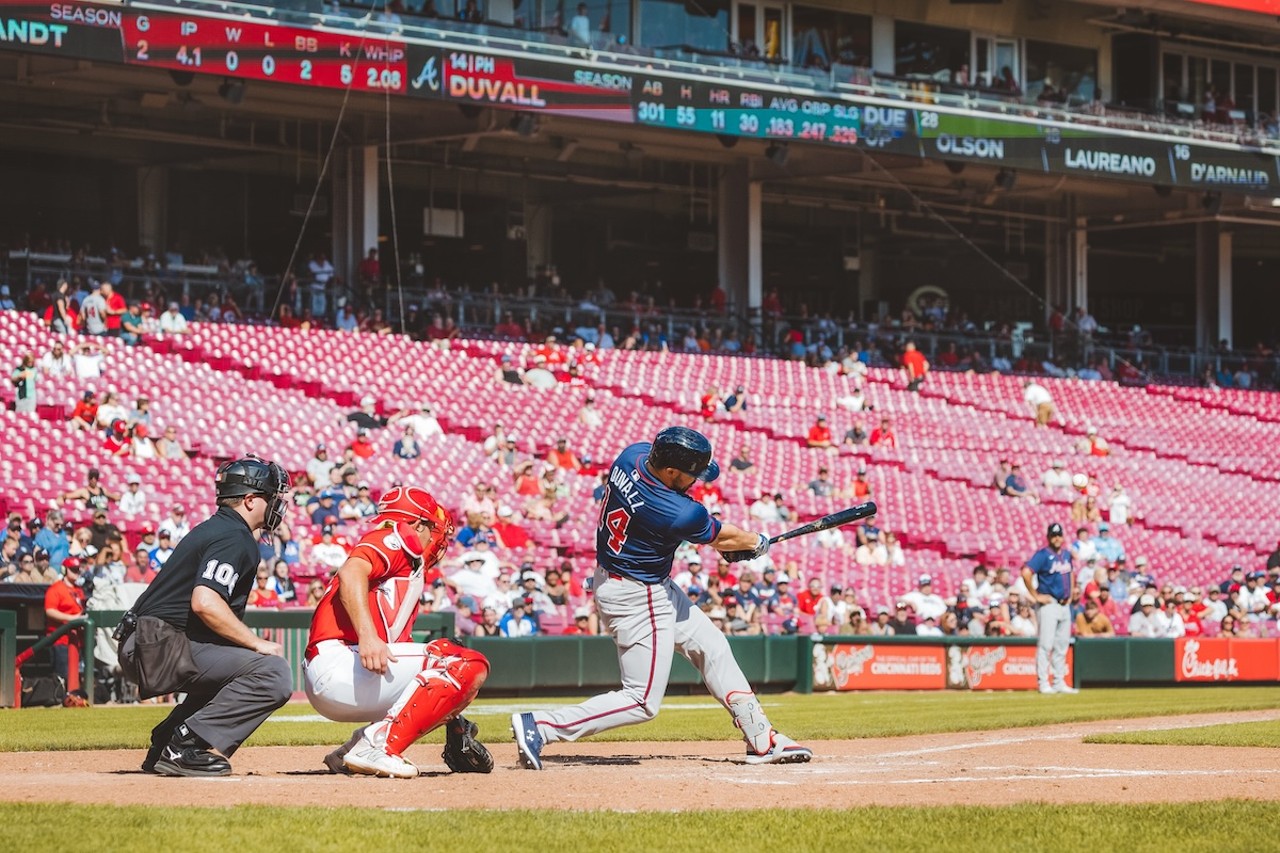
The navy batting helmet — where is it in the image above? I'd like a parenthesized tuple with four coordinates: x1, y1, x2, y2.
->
(216, 455, 290, 536)
(649, 426, 720, 483)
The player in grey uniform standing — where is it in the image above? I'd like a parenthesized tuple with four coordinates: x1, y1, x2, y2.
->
(1021, 522, 1079, 694)
(512, 426, 812, 768)
(119, 456, 294, 776)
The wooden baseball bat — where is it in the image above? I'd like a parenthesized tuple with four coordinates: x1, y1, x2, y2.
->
(768, 501, 878, 545)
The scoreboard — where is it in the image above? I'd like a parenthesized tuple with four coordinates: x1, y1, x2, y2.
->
(119, 12, 409, 92)
(633, 78, 861, 146)
(1, 0, 1278, 194)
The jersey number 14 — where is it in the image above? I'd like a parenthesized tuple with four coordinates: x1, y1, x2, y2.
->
(597, 488, 632, 554)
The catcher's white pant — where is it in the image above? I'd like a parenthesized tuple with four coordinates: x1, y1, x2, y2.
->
(305, 640, 437, 723)
(529, 569, 756, 743)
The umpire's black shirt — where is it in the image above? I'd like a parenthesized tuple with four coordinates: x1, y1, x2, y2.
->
(131, 507, 262, 645)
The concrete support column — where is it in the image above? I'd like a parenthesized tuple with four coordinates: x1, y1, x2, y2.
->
(870, 15, 895, 75)
(717, 161, 750, 315)
(1217, 229, 1233, 348)
(1194, 222, 1218, 352)
(1070, 216, 1088, 310)
(136, 166, 169, 257)
(333, 145, 380, 283)
(746, 180, 763, 313)
(524, 200, 553, 281)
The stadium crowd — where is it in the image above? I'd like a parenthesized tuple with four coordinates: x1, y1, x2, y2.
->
(4, 237, 1280, 702)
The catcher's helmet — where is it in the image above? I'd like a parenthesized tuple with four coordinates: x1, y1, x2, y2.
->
(375, 485, 452, 530)
(649, 426, 720, 483)
(216, 455, 290, 536)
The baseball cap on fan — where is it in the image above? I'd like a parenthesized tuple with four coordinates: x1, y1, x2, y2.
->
(1046, 522, 1065, 539)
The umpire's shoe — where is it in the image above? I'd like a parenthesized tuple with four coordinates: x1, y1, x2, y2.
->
(511, 712, 544, 770)
(154, 724, 232, 777)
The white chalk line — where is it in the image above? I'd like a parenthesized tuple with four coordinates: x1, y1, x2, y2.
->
(269, 703, 739, 723)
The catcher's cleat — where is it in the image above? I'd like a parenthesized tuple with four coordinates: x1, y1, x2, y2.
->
(343, 743, 419, 779)
(511, 712, 544, 770)
(442, 715, 493, 773)
(742, 731, 812, 766)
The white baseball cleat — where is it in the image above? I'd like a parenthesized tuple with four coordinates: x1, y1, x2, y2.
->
(343, 744, 419, 779)
(1055, 683, 1080, 694)
(1038, 685, 1057, 694)
(743, 731, 812, 765)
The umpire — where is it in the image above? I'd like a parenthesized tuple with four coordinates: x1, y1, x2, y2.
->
(119, 456, 294, 777)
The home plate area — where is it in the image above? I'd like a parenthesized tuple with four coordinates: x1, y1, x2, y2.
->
(2, 711, 1278, 811)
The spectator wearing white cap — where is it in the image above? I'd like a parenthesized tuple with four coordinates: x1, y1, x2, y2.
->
(1128, 595, 1169, 637)
(393, 403, 443, 441)
(901, 575, 947, 621)
(445, 553, 500, 608)
(305, 444, 334, 487)
(854, 528, 888, 566)
(671, 553, 706, 594)
(517, 569, 555, 616)
(118, 472, 147, 518)
(158, 302, 189, 335)
(563, 605, 598, 635)
(1107, 484, 1133, 526)
(346, 396, 388, 431)
(1042, 460, 1073, 492)
(157, 503, 190, 543)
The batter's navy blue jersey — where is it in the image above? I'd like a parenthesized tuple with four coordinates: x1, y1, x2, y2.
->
(597, 443, 722, 584)
(1024, 546, 1074, 601)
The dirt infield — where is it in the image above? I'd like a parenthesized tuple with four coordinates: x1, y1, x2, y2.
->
(3, 710, 1279, 810)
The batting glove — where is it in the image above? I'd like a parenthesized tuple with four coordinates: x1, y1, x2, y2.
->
(722, 533, 770, 564)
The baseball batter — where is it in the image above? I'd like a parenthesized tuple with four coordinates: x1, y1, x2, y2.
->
(305, 486, 493, 778)
(1021, 522, 1078, 694)
(512, 427, 812, 768)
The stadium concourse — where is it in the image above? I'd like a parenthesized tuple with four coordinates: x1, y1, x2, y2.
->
(1, 306, 1279, 638)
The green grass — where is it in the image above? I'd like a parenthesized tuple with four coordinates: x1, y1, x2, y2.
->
(3, 686, 1278, 752)
(3, 802, 1275, 852)
(1086, 719, 1280, 749)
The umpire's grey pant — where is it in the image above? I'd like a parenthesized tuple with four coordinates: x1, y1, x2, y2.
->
(155, 641, 293, 757)
(1035, 601, 1072, 689)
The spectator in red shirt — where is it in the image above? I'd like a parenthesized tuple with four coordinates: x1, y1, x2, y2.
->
(902, 340, 929, 392)
(762, 288, 783, 318)
(545, 437, 583, 472)
(101, 282, 126, 336)
(806, 415, 834, 450)
(69, 391, 98, 431)
(348, 428, 376, 459)
(247, 566, 281, 608)
(870, 417, 897, 448)
(493, 506, 532, 549)
(796, 578, 826, 615)
(494, 311, 524, 339)
(102, 420, 132, 456)
(357, 247, 381, 289)
(44, 557, 86, 685)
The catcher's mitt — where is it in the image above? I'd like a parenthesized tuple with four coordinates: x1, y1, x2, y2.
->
(442, 715, 493, 773)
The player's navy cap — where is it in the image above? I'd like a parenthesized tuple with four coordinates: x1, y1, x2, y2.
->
(1047, 523, 1065, 538)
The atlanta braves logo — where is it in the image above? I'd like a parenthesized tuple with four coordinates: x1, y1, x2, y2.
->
(412, 56, 439, 92)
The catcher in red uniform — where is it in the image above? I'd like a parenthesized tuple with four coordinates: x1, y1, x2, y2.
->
(304, 486, 491, 778)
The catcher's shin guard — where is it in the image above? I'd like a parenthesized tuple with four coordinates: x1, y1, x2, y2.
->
(381, 640, 489, 757)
